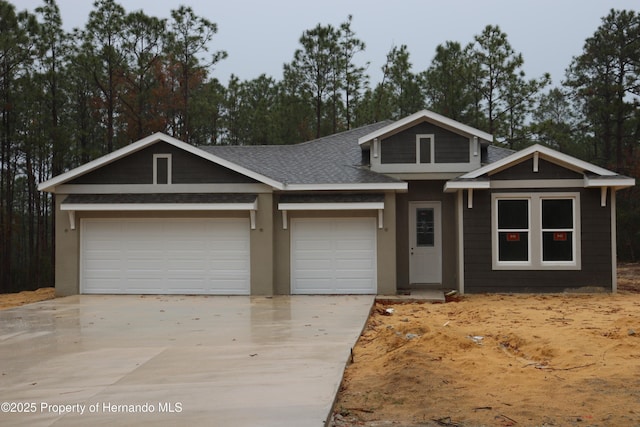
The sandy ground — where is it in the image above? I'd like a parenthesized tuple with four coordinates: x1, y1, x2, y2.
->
(0, 287, 55, 310)
(332, 264, 640, 427)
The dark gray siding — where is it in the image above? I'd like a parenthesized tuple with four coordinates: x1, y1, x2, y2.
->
(435, 136, 469, 163)
(70, 142, 258, 185)
(396, 180, 457, 289)
(463, 187, 612, 293)
(381, 136, 415, 164)
(380, 122, 469, 164)
(492, 158, 583, 180)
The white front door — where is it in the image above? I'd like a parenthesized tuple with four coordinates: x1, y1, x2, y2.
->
(409, 202, 442, 284)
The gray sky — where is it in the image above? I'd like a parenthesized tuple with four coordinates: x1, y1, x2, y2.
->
(16, 0, 640, 87)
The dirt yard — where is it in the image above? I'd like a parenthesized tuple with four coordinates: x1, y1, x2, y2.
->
(0, 287, 55, 310)
(332, 264, 640, 427)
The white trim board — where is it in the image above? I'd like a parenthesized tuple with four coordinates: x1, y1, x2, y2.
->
(358, 110, 493, 146)
(462, 144, 619, 179)
(38, 132, 284, 192)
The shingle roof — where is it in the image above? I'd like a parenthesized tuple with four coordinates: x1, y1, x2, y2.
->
(201, 122, 403, 186)
(484, 144, 516, 164)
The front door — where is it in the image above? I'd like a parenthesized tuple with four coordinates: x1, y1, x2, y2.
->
(409, 202, 442, 284)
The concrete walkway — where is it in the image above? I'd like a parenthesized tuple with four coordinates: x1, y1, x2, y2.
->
(0, 295, 374, 427)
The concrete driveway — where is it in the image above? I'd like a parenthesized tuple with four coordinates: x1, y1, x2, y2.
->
(0, 295, 374, 427)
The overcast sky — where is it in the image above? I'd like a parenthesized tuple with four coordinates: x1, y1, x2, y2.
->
(16, 0, 640, 87)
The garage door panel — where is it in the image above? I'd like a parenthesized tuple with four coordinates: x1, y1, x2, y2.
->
(291, 218, 377, 294)
(81, 218, 250, 295)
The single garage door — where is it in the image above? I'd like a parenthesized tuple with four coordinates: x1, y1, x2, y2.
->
(81, 218, 250, 294)
(291, 218, 377, 294)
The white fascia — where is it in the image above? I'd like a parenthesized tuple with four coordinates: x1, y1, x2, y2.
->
(462, 144, 618, 179)
(38, 132, 284, 192)
(278, 202, 384, 211)
(282, 183, 408, 191)
(584, 176, 636, 189)
(358, 110, 493, 146)
(60, 202, 258, 211)
(61, 199, 258, 230)
(443, 181, 490, 193)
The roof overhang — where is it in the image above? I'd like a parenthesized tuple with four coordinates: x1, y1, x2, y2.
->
(277, 193, 386, 229)
(584, 176, 636, 189)
(443, 180, 490, 193)
(358, 109, 494, 147)
(38, 132, 285, 193)
(462, 144, 618, 179)
(60, 193, 259, 229)
(444, 144, 636, 193)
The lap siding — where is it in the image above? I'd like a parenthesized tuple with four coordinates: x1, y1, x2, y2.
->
(463, 188, 612, 293)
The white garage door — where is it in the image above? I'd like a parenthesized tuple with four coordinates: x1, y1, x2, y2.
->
(81, 218, 250, 295)
(291, 218, 377, 294)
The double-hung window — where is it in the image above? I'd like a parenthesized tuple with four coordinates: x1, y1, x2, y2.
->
(492, 193, 580, 270)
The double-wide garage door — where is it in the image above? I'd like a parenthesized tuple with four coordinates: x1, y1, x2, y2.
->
(291, 218, 377, 294)
(81, 218, 250, 295)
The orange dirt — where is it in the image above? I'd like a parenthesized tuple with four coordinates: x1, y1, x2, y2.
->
(332, 264, 640, 427)
(0, 287, 55, 310)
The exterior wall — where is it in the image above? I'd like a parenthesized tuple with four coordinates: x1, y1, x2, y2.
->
(55, 195, 79, 296)
(395, 180, 457, 289)
(492, 158, 583, 180)
(272, 192, 397, 295)
(251, 193, 274, 295)
(380, 122, 470, 164)
(69, 142, 258, 185)
(463, 187, 612, 293)
(53, 195, 270, 296)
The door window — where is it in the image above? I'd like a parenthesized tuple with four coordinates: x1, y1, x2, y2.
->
(416, 208, 434, 247)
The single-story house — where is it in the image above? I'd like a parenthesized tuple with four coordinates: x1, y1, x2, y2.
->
(39, 110, 635, 296)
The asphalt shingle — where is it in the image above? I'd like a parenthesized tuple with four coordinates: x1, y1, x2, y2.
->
(201, 122, 401, 186)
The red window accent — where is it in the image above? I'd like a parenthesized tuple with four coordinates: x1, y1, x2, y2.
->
(553, 232, 567, 241)
(507, 233, 520, 242)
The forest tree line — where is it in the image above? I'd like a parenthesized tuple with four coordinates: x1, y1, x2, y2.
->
(1, 0, 639, 292)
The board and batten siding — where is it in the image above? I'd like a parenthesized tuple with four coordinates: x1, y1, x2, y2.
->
(69, 142, 258, 185)
(463, 187, 612, 293)
(380, 122, 470, 164)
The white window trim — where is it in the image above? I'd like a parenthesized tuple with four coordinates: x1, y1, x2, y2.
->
(153, 154, 172, 185)
(494, 197, 531, 267)
(416, 134, 435, 164)
(492, 192, 581, 270)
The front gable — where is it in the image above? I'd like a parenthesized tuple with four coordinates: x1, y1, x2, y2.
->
(358, 110, 493, 177)
(39, 132, 283, 193)
(445, 144, 635, 193)
(491, 158, 584, 181)
(69, 141, 258, 185)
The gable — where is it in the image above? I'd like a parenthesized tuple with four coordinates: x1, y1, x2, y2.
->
(380, 122, 471, 165)
(491, 158, 584, 180)
(444, 144, 635, 193)
(68, 142, 258, 185)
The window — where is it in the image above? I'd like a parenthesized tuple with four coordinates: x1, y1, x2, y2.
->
(416, 208, 435, 247)
(418, 135, 433, 164)
(542, 199, 574, 262)
(497, 199, 529, 262)
(153, 154, 172, 184)
(492, 193, 580, 270)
